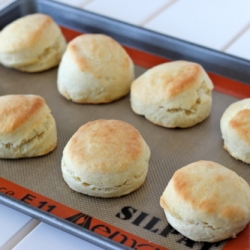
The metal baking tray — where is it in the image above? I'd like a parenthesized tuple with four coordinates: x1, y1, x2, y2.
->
(1, 1, 250, 250)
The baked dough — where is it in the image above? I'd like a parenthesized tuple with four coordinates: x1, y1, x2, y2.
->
(57, 34, 134, 103)
(160, 160, 250, 242)
(220, 98, 250, 163)
(61, 119, 150, 198)
(130, 60, 214, 128)
(0, 95, 57, 158)
(0, 13, 67, 72)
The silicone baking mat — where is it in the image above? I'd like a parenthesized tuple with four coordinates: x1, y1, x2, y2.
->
(1, 1, 250, 250)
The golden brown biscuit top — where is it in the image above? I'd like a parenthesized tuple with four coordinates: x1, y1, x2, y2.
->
(229, 109, 250, 146)
(0, 95, 45, 134)
(0, 13, 53, 52)
(162, 61, 202, 98)
(65, 119, 144, 174)
(168, 161, 250, 222)
(131, 60, 208, 101)
(67, 34, 130, 74)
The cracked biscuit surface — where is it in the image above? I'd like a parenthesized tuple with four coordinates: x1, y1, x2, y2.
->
(0, 95, 57, 158)
(61, 119, 150, 198)
(0, 13, 67, 72)
(57, 34, 134, 103)
(160, 160, 250, 242)
(220, 98, 250, 164)
(130, 60, 214, 128)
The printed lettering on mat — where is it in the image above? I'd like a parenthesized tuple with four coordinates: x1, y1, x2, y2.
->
(0, 27, 250, 250)
(1, 178, 249, 250)
(0, 177, 165, 250)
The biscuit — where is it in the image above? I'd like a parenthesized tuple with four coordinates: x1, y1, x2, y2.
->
(160, 160, 250, 242)
(130, 60, 214, 128)
(0, 95, 57, 158)
(61, 119, 150, 198)
(0, 13, 67, 72)
(57, 34, 134, 103)
(220, 98, 250, 163)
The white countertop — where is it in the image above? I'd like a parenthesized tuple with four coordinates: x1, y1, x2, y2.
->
(1, 0, 250, 249)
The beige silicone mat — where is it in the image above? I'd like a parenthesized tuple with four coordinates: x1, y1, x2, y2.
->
(0, 62, 248, 250)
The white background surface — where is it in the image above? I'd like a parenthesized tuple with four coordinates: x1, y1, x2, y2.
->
(1, 0, 250, 249)
(0, 204, 34, 249)
(12, 223, 103, 250)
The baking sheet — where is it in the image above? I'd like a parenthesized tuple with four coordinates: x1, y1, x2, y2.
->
(0, 62, 247, 250)
(1, 1, 250, 250)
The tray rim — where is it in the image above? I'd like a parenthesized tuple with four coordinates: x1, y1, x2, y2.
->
(1, 0, 250, 85)
(0, 0, 250, 249)
(0, 179, 134, 250)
